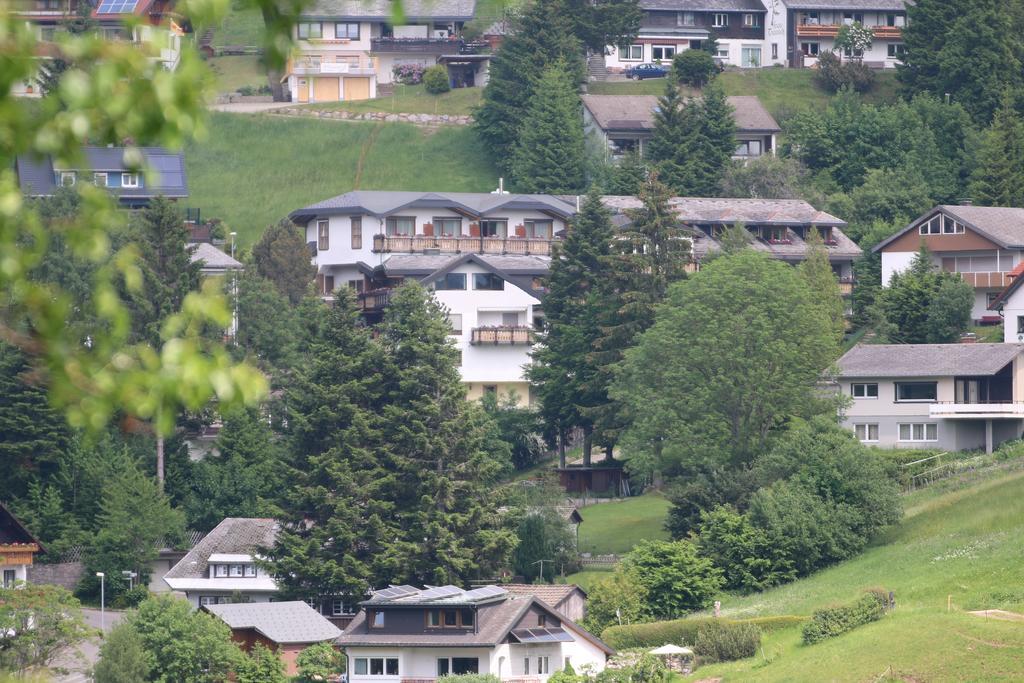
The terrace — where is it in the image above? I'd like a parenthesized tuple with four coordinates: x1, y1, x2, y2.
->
(470, 326, 534, 345)
(373, 234, 553, 256)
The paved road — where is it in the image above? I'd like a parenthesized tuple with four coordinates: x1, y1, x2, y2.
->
(208, 101, 294, 113)
(50, 608, 124, 683)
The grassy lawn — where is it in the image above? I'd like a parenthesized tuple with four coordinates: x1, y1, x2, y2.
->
(302, 84, 483, 116)
(587, 69, 901, 119)
(689, 468, 1024, 681)
(576, 492, 671, 555)
(207, 55, 267, 95)
(465, 0, 522, 35)
(212, 3, 265, 47)
(563, 569, 613, 593)
(185, 113, 499, 247)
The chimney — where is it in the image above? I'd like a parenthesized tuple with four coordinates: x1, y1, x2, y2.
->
(959, 199, 973, 206)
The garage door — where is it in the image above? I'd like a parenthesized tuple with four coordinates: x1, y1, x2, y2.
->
(344, 77, 370, 101)
(296, 78, 309, 103)
(313, 77, 340, 102)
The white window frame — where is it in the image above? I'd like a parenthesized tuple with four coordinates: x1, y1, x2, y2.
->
(651, 45, 676, 62)
(229, 564, 243, 577)
(887, 43, 905, 59)
(899, 423, 937, 443)
(60, 171, 76, 187)
(851, 383, 879, 399)
(447, 313, 463, 335)
(743, 13, 759, 27)
(855, 423, 879, 443)
(121, 172, 139, 188)
(318, 219, 330, 251)
(334, 22, 359, 39)
(713, 13, 728, 28)
(716, 45, 730, 59)
(297, 22, 323, 39)
(802, 42, 820, 56)
(619, 44, 643, 61)
(918, 215, 943, 235)
(214, 564, 228, 577)
(93, 172, 108, 187)
(677, 11, 695, 27)
(537, 656, 550, 674)
(244, 564, 257, 577)
(895, 381, 938, 403)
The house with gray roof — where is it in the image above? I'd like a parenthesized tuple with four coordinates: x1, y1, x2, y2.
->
(286, 0, 482, 103)
(874, 204, 1024, 322)
(784, 0, 909, 68)
(15, 146, 188, 208)
(204, 601, 342, 676)
(581, 94, 781, 159)
(163, 517, 279, 608)
(338, 584, 613, 682)
(835, 343, 1024, 453)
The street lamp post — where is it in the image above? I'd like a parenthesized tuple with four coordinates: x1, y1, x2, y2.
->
(96, 572, 105, 632)
(229, 231, 238, 339)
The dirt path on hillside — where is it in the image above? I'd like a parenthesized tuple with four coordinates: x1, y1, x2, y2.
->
(353, 121, 384, 188)
(968, 609, 1024, 622)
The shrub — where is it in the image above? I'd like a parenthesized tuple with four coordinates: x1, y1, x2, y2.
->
(294, 642, 345, 682)
(595, 655, 670, 683)
(393, 63, 425, 85)
(439, 676, 500, 683)
(601, 615, 805, 650)
(814, 51, 875, 94)
(110, 585, 149, 609)
(672, 50, 718, 87)
(801, 590, 887, 644)
(696, 505, 795, 592)
(621, 540, 723, 620)
(582, 567, 650, 635)
(423, 65, 451, 94)
(694, 621, 761, 663)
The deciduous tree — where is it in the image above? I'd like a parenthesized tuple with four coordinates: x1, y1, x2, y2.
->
(0, 584, 91, 673)
(621, 539, 722, 619)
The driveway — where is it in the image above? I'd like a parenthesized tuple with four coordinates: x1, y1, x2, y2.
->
(208, 101, 294, 113)
(50, 607, 125, 683)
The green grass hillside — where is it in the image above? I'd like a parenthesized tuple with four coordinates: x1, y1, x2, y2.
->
(577, 492, 671, 555)
(185, 113, 499, 246)
(691, 467, 1024, 681)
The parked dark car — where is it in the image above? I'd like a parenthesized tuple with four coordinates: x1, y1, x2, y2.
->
(624, 63, 669, 80)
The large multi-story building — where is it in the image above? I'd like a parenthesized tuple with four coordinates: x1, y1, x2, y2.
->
(874, 205, 1024, 323)
(601, 0, 907, 73)
(284, 0, 483, 103)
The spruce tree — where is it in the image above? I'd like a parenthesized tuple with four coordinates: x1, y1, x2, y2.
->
(898, 0, 961, 95)
(376, 283, 516, 584)
(695, 83, 738, 195)
(510, 61, 586, 194)
(590, 175, 690, 454)
(799, 228, 846, 344)
(269, 288, 394, 601)
(528, 188, 615, 466)
(606, 149, 648, 195)
(969, 94, 1024, 207)
(646, 81, 695, 194)
(252, 218, 317, 305)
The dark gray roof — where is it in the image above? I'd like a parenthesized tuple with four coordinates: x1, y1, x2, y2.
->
(15, 146, 188, 200)
(300, 0, 476, 21)
(784, 0, 906, 9)
(581, 95, 781, 134)
(380, 253, 548, 299)
(836, 344, 1024, 379)
(164, 518, 278, 580)
(289, 190, 576, 222)
(874, 205, 1024, 252)
(190, 242, 243, 271)
(601, 196, 846, 227)
(204, 601, 342, 644)
(640, 0, 765, 10)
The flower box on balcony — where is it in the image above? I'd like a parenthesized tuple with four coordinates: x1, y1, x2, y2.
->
(767, 238, 793, 245)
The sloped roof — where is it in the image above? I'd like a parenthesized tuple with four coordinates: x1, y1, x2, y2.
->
(503, 584, 586, 606)
(874, 205, 1024, 253)
(581, 95, 781, 134)
(378, 253, 548, 299)
(301, 0, 476, 20)
(836, 343, 1024, 379)
(164, 518, 278, 592)
(15, 147, 188, 199)
(988, 262, 1024, 311)
(190, 242, 243, 271)
(289, 191, 576, 222)
(0, 502, 42, 549)
(784, 0, 906, 9)
(640, 0, 765, 9)
(601, 196, 846, 227)
(204, 601, 342, 644)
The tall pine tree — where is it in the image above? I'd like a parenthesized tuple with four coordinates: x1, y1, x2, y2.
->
(528, 188, 615, 466)
(510, 61, 586, 194)
(969, 94, 1024, 207)
(799, 228, 846, 344)
(646, 82, 695, 194)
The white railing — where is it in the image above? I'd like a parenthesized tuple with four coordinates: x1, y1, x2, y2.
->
(930, 402, 1024, 418)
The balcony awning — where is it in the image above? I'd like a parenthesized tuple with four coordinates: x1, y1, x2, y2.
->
(509, 628, 574, 644)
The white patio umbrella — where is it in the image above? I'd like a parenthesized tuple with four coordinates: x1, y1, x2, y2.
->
(649, 644, 694, 656)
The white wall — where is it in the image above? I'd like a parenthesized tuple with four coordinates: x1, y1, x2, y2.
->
(842, 377, 952, 420)
(183, 591, 273, 609)
(880, 251, 920, 286)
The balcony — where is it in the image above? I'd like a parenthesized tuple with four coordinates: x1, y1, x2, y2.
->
(795, 24, 902, 39)
(470, 326, 535, 345)
(357, 288, 392, 312)
(291, 62, 376, 76)
(371, 37, 463, 54)
(929, 402, 1024, 419)
(373, 234, 553, 256)
(957, 271, 1012, 288)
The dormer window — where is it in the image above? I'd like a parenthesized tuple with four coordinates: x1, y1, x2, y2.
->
(230, 564, 244, 577)
(214, 564, 228, 577)
(244, 564, 257, 577)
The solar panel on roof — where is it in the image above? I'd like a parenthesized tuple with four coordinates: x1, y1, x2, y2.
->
(463, 585, 507, 601)
(96, 0, 139, 13)
(417, 585, 463, 600)
(374, 585, 419, 600)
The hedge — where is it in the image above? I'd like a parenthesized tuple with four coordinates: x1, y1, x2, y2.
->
(801, 590, 888, 645)
(694, 621, 761, 663)
(601, 615, 806, 650)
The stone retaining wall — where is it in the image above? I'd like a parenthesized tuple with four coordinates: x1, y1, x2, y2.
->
(272, 107, 473, 126)
(27, 561, 84, 591)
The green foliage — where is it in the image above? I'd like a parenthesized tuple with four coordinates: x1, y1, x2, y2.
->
(814, 51, 878, 94)
(423, 65, 451, 94)
(799, 228, 845, 344)
(234, 270, 304, 372)
(481, 391, 545, 470)
(672, 50, 717, 87)
(251, 218, 316, 305)
(601, 615, 807, 650)
(94, 621, 152, 683)
(81, 460, 186, 600)
(294, 642, 345, 683)
(879, 246, 974, 343)
(835, 22, 874, 58)
(694, 620, 761, 663)
(110, 585, 151, 609)
(235, 643, 287, 683)
(969, 94, 1024, 207)
(696, 505, 795, 592)
(717, 155, 812, 200)
(847, 167, 934, 227)
(647, 82, 736, 195)
(510, 60, 586, 193)
(582, 567, 650, 635)
(801, 590, 888, 644)
(604, 149, 648, 195)
(548, 664, 583, 683)
(36, 59, 69, 97)
(529, 188, 615, 458)
(612, 250, 839, 497)
(621, 539, 723, 619)
(0, 584, 91, 673)
(129, 595, 243, 683)
(513, 510, 577, 582)
(438, 676, 500, 683)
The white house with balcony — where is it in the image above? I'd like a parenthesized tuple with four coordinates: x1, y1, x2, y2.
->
(285, 0, 480, 103)
(289, 190, 576, 405)
(784, 0, 907, 68)
(836, 343, 1024, 453)
(874, 205, 1024, 323)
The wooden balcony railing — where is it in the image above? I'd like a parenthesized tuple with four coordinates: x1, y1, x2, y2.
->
(357, 288, 393, 311)
(470, 327, 535, 345)
(373, 234, 553, 256)
(795, 24, 902, 39)
(958, 271, 1012, 288)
